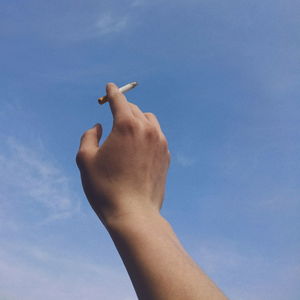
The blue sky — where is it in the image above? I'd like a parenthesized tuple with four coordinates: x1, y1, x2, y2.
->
(0, 0, 299, 299)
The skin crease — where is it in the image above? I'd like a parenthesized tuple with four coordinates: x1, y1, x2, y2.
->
(76, 83, 228, 300)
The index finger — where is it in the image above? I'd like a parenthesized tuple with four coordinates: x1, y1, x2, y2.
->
(106, 83, 133, 120)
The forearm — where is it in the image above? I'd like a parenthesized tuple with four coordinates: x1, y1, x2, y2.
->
(77, 84, 227, 299)
(106, 210, 228, 300)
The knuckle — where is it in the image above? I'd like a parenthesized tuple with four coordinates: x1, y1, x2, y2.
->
(130, 103, 138, 109)
(160, 135, 169, 149)
(129, 103, 140, 113)
(144, 112, 157, 122)
(115, 117, 138, 133)
(145, 112, 156, 118)
(144, 124, 158, 140)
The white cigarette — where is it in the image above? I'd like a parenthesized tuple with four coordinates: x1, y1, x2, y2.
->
(98, 82, 138, 105)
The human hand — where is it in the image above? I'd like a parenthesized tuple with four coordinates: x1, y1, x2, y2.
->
(76, 83, 170, 226)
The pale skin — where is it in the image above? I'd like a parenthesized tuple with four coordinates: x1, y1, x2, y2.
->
(76, 83, 228, 300)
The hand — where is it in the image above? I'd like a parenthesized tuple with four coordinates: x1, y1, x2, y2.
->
(76, 83, 171, 226)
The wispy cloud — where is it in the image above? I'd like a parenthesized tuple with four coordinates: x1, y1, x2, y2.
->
(0, 137, 80, 225)
(51, 11, 129, 42)
(0, 134, 134, 299)
(130, 0, 147, 7)
(0, 3, 130, 42)
(0, 241, 135, 300)
(95, 13, 128, 36)
(175, 152, 197, 167)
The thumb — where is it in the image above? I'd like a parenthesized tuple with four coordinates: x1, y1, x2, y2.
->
(79, 123, 102, 153)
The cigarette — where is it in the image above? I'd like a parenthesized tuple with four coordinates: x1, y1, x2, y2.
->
(98, 82, 139, 105)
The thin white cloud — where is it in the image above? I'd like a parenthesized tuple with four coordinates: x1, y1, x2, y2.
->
(0, 4, 130, 42)
(0, 134, 135, 299)
(95, 13, 128, 36)
(0, 241, 136, 300)
(0, 137, 80, 225)
(256, 188, 300, 212)
(130, 0, 147, 7)
(175, 152, 197, 167)
(54, 11, 129, 42)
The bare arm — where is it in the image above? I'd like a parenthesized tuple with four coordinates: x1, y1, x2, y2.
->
(76, 83, 228, 300)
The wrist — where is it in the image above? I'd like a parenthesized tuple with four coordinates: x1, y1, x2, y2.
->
(103, 207, 162, 231)
(102, 205, 171, 237)
(91, 193, 164, 230)
(104, 207, 185, 267)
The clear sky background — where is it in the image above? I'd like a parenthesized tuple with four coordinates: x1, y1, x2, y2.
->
(0, 1, 299, 299)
